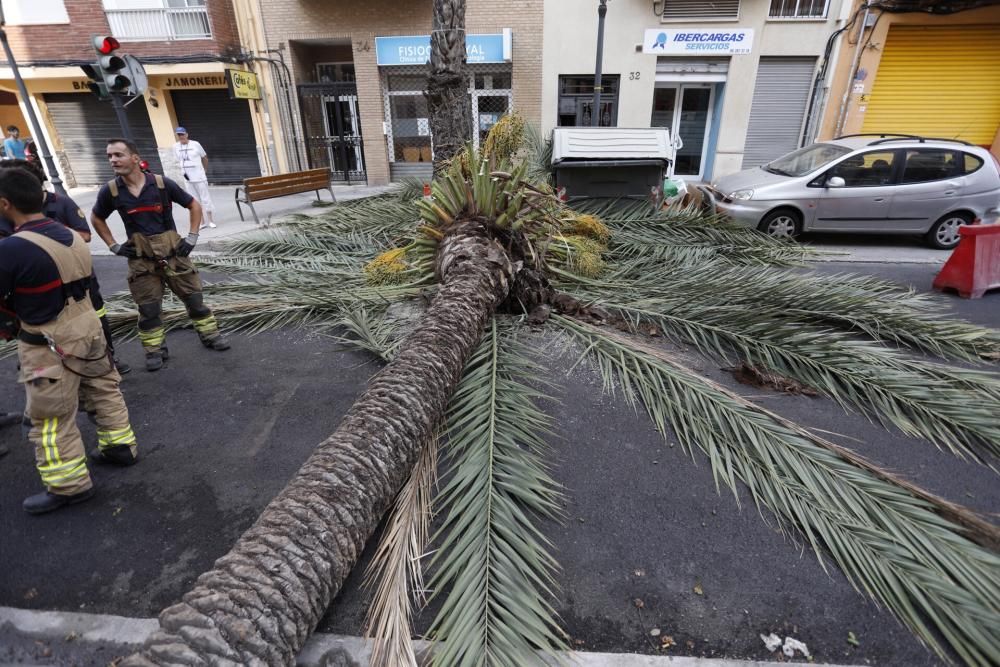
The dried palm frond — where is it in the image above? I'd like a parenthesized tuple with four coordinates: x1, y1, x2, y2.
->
(555, 316, 1000, 665)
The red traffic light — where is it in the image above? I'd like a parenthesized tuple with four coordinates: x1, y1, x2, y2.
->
(93, 36, 120, 55)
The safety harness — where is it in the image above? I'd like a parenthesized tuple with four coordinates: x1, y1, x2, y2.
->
(107, 174, 174, 233)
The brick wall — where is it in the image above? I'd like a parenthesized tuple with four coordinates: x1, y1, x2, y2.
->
(256, 0, 544, 185)
(2, 0, 241, 63)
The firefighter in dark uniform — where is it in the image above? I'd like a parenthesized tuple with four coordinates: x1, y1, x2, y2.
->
(90, 138, 229, 372)
(0, 159, 130, 374)
(0, 169, 139, 514)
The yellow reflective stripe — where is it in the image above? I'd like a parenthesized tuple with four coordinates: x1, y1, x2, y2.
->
(38, 455, 88, 485)
(95, 306, 108, 318)
(42, 418, 61, 467)
(138, 327, 165, 347)
(191, 316, 218, 334)
(97, 426, 136, 446)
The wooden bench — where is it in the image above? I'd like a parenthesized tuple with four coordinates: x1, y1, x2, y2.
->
(234, 168, 336, 226)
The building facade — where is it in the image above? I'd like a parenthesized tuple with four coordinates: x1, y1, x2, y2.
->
(542, 0, 851, 182)
(243, 0, 543, 186)
(816, 0, 1000, 158)
(0, 0, 263, 187)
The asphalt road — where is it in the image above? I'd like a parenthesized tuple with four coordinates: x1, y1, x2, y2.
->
(1, 256, 997, 666)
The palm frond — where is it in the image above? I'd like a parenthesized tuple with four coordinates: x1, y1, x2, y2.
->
(523, 123, 553, 186)
(555, 316, 1000, 665)
(331, 307, 401, 362)
(365, 434, 438, 667)
(591, 295, 1000, 462)
(427, 318, 566, 665)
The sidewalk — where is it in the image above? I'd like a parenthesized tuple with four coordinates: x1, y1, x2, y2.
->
(65, 181, 397, 256)
(0, 606, 863, 667)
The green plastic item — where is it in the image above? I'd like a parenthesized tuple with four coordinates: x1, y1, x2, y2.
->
(662, 178, 679, 198)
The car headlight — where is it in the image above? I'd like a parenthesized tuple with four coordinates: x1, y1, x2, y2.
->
(728, 189, 754, 201)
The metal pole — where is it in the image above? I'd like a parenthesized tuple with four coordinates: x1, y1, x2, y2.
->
(110, 93, 135, 143)
(0, 3, 67, 195)
(591, 0, 608, 127)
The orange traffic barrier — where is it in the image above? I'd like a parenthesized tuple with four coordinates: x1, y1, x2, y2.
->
(932, 222, 1000, 299)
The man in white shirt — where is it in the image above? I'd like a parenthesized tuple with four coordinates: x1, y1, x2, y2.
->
(172, 127, 216, 228)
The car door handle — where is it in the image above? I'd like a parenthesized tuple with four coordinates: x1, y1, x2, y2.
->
(873, 197, 886, 202)
(944, 190, 957, 196)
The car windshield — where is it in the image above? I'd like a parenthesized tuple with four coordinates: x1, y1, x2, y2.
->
(763, 143, 852, 177)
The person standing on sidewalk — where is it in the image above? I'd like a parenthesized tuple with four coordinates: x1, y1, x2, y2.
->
(91, 138, 230, 372)
(3, 126, 27, 160)
(172, 127, 216, 228)
(0, 168, 139, 514)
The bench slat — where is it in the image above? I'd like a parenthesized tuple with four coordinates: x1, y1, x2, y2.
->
(241, 168, 332, 202)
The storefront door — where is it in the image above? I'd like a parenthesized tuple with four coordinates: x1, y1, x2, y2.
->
(651, 83, 714, 180)
(323, 93, 364, 177)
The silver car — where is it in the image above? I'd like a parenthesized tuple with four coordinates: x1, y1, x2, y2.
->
(706, 135, 1000, 249)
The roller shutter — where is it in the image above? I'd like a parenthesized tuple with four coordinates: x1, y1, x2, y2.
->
(862, 25, 1000, 146)
(170, 89, 260, 183)
(742, 57, 816, 169)
(43, 92, 162, 186)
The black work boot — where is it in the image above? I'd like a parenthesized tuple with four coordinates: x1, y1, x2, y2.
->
(90, 445, 137, 467)
(161, 345, 169, 360)
(202, 334, 230, 351)
(114, 356, 132, 374)
(145, 350, 163, 372)
(0, 411, 21, 427)
(0, 444, 9, 458)
(23, 488, 95, 515)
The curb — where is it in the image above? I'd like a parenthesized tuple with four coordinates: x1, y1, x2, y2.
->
(0, 606, 864, 667)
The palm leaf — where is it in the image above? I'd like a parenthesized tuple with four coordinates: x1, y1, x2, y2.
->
(555, 315, 1000, 665)
(427, 318, 566, 666)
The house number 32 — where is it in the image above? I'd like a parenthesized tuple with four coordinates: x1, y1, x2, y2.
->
(629, 72, 640, 80)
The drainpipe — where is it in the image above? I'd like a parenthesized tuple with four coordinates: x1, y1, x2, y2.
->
(834, 3, 870, 138)
(591, 0, 608, 127)
(253, 52, 304, 171)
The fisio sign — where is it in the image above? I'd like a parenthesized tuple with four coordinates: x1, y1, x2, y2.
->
(376, 32, 511, 66)
(642, 29, 753, 55)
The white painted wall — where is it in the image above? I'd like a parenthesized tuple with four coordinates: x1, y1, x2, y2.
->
(4, 0, 70, 24)
(542, 0, 844, 180)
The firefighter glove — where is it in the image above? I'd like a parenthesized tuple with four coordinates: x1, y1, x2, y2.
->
(176, 233, 198, 258)
(110, 243, 137, 259)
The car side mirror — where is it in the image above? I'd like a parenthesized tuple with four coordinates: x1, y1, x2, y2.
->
(826, 176, 846, 188)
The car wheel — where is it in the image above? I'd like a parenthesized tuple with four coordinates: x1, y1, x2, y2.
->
(926, 212, 972, 250)
(758, 209, 801, 240)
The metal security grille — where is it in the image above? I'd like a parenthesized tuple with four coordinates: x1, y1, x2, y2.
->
(382, 64, 513, 182)
(662, 0, 740, 20)
(768, 0, 828, 18)
(298, 83, 366, 183)
(742, 57, 816, 169)
(43, 92, 163, 186)
(170, 89, 260, 184)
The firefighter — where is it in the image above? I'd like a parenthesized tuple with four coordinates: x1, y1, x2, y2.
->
(90, 138, 229, 372)
(0, 168, 139, 514)
(0, 159, 130, 374)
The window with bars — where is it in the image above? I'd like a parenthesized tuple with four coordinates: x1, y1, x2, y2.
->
(768, 0, 828, 18)
(661, 0, 740, 21)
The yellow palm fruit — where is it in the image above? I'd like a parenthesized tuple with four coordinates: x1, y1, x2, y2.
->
(364, 247, 409, 285)
(565, 213, 611, 246)
(482, 113, 526, 164)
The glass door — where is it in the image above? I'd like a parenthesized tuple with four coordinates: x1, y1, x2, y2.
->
(651, 83, 714, 180)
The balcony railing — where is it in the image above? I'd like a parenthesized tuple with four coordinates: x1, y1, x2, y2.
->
(105, 7, 212, 41)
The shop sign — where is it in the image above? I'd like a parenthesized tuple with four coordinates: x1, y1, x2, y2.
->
(227, 69, 261, 100)
(162, 75, 227, 89)
(642, 29, 753, 56)
(376, 31, 511, 66)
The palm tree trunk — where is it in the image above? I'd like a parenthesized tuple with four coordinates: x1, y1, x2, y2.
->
(122, 220, 513, 666)
(427, 0, 471, 174)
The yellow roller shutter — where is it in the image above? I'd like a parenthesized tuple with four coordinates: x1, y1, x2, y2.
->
(862, 25, 1000, 146)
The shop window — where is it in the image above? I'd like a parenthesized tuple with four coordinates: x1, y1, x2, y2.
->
(768, 0, 828, 18)
(660, 0, 740, 21)
(557, 75, 619, 127)
(317, 63, 356, 83)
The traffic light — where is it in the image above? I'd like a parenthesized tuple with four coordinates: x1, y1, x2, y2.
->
(89, 36, 130, 94)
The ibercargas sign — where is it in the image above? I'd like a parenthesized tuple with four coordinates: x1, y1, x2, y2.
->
(642, 28, 753, 56)
(376, 32, 511, 66)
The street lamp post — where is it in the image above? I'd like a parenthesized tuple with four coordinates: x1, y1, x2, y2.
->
(0, 1, 67, 194)
(591, 0, 608, 127)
